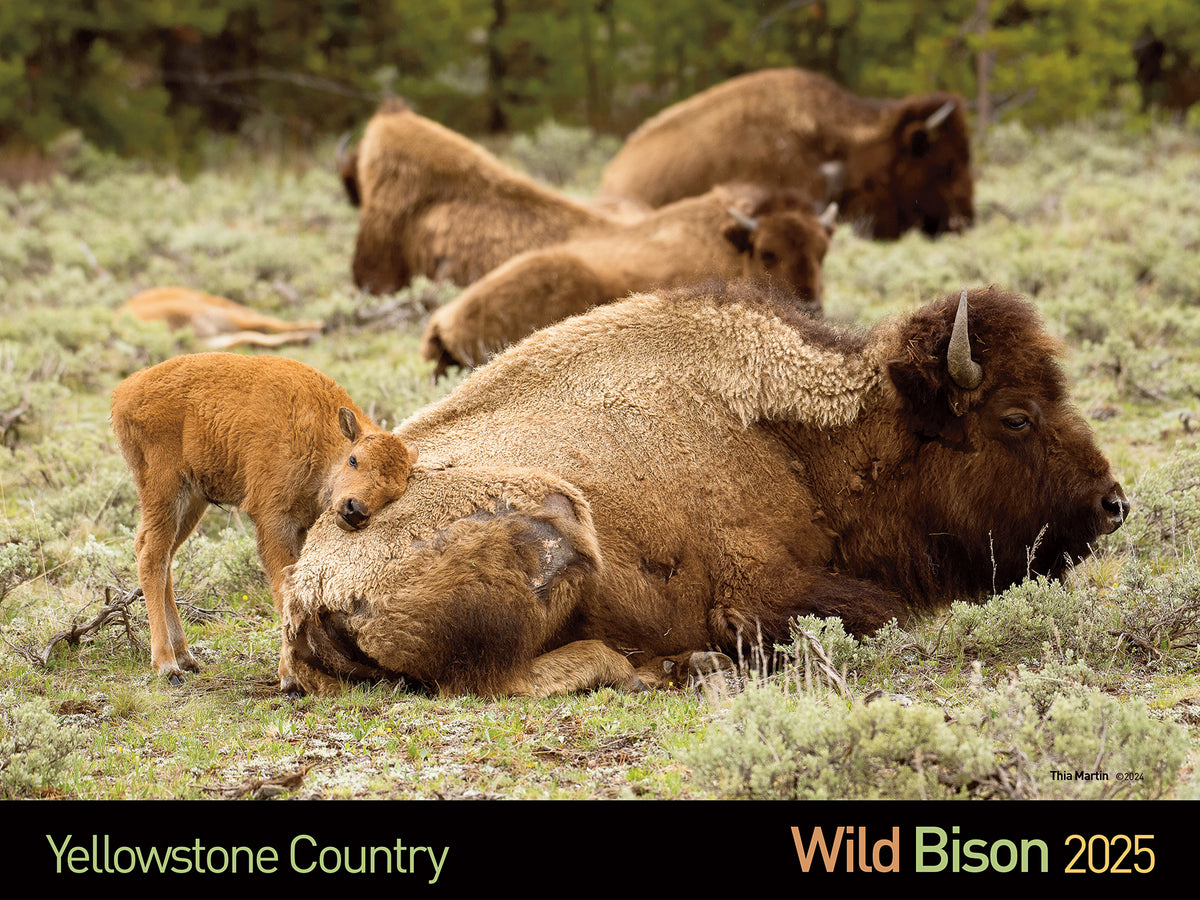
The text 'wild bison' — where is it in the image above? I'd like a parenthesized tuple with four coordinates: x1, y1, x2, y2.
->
(281, 282, 1126, 697)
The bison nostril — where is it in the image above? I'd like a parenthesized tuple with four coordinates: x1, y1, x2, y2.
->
(1100, 489, 1129, 530)
(337, 498, 370, 530)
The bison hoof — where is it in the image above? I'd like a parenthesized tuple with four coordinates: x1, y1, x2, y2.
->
(619, 675, 650, 693)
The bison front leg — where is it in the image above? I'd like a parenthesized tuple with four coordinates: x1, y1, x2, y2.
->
(250, 513, 305, 692)
(282, 485, 604, 697)
(506, 640, 644, 697)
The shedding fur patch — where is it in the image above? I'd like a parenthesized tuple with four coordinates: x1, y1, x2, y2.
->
(678, 300, 882, 428)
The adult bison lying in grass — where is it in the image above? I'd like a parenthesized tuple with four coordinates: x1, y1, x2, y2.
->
(282, 282, 1127, 697)
(421, 183, 836, 375)
(599, 67, 974, 240)
(351, 103, 615, 294)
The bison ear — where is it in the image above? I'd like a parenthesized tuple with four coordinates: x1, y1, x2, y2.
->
(887, 357, 959, 439)
(721, 206, 757, 254)
(338, 407, 361, 442)
(408, 444, 419, 464)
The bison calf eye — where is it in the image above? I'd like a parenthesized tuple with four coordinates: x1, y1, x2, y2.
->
(760, 250, 778, 266)
(348, 455, 358, 468)
(1001, 414, 1031, 432)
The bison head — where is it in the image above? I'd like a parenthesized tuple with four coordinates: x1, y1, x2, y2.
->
(836, 94, 975, 240)
(722, 198, 836, 314)
(881, 288, 1127, 597)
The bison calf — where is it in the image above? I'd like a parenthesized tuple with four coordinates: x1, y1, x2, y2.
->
(120, 287, 324, 350)
(110, 353, 418, 688)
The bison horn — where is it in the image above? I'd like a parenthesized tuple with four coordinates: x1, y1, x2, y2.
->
(726, 206, 758, 232)
(818, 202, 839, 230)
(335, 131, 353, 167)
(925, 100, 956, 132)
(818, 160, 846, 202)
(948, 289, 983, 391)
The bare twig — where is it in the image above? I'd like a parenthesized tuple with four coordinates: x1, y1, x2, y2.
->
(37, 585, 145, 666)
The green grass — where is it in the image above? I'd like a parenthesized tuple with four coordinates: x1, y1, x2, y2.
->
(1, 116, 1198, 800)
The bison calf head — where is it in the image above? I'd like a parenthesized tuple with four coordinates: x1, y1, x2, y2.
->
(329, 408, 418, 532)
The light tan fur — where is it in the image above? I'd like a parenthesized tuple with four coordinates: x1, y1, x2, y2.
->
(110, 353, 418, 688)
(353, 105, 616, 294)
(420, 183, 833, 374)
(120, 287, 324, 349)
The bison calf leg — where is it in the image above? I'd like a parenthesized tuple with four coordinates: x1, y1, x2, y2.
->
(134, 486, 208, 682)
(249, 512, 305, 691)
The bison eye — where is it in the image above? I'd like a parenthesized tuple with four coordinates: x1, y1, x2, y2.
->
(760, 250, 778, 266)
(1001, 414, 1031, 432)
(348, 455, 358, 468)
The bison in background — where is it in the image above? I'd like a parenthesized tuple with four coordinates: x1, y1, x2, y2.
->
(599, 68, 974, 240)
(351, 103, 618, 294)
(1133, 31, 1200, 122)
(421, 183, 836, 375)
(282, 282, 1126, 698)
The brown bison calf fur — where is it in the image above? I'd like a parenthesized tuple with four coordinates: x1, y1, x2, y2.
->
(351, 103, 618, 294)
(420, 183, 835, 375)
(111, 353, 418, 688)
(282, 282, 1127, 698)
(120, 287, 324, 350)
(599, 67, 975, 240)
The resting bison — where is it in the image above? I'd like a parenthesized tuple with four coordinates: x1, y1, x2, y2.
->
(421, 183, 836, 375)
(599, 68, 974, 240)
(120, 287, 324, 350)
(282, 283, 1127, 697)
(352, 104, 616, 294)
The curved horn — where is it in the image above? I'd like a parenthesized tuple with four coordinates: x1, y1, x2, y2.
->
(818, 160, 846, 202)
(335, 131, 353, 168)
(948, 289, 983, 390)
(925, 100, 956, 132)
(818, 201, 839, 230)
(726, 206, 758, 232)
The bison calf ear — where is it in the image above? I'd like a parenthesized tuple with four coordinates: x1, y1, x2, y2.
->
(338, 407, 362, 442)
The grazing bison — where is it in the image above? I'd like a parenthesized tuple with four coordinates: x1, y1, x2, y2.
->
(352, 104, 617, 294)
(111, 353, 418, 687)
(599, 68, 975, 240)
(120, 287, 324, 350)
(281, 282, 1126, 697)
(421, 183, 837, 375)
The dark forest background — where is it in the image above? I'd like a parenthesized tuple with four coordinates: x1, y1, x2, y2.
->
(1, 0, 1197, 168)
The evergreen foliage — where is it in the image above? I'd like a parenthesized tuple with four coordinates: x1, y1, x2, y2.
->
(2, 1, 1197, 164)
